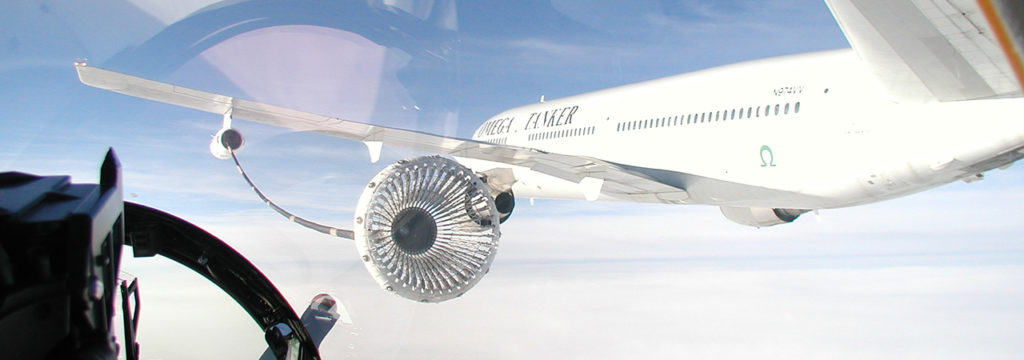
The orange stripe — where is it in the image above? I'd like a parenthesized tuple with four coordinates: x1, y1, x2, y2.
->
(977, 0, 1024, 93)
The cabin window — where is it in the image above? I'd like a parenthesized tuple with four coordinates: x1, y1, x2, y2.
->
(794, 102, 801, 113)
(774, 104, 780, 115)
(784, 103, 790, 114)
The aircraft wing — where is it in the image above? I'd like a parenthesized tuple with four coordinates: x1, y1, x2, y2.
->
(75, 64, 690, 203)
(825, 0, 1022, 102)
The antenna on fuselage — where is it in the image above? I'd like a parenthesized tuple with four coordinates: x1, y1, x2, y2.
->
(539, 94, 545, 103)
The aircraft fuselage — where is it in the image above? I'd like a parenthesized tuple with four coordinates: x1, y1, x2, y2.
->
(469, 49, 1024, 210)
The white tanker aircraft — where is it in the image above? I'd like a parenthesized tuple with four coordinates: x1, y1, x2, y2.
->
(76, 0, 1024, 302)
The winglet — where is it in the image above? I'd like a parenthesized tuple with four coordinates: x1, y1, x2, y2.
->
(579, 177, 604, 201)
(364, 141, 383, 163)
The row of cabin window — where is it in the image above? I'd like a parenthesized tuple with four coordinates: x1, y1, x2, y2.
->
(487, 137, 508, 144)
(529, 126, 596, 141)
(616, 102, 801, 132)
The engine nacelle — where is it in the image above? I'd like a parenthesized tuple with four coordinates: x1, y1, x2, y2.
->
(209, 128, 244, 159)
(494, 190, 515, 224)
(720, 206, 809, 228)
(354, 156, 501, 302)
(475, 168, 517, 224)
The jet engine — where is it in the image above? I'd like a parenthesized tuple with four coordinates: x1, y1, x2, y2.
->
(720, 206, 809, 228)
(493, 190, 515, 223)
(353, 156, 501, 302)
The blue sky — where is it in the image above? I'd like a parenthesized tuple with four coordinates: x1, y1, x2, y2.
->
(3, 0, 1024, 358)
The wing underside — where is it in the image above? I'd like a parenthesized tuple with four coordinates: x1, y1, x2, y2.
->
(825, 0, 1022, 102)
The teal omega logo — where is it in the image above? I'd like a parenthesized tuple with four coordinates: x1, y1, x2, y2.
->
(760, 145, 776, 167)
